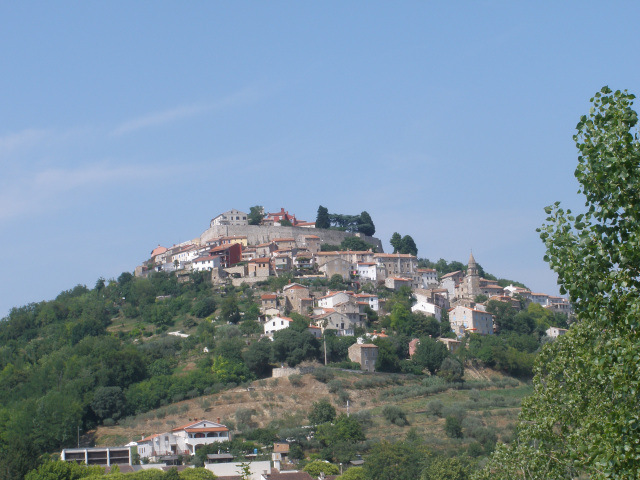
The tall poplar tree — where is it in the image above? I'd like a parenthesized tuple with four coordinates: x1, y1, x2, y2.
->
(477, 87, 640, 479)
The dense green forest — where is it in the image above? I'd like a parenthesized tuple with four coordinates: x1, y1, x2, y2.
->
(0, 262, 566, 479)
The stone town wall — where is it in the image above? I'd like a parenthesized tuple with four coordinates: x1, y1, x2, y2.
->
(271, 366, 315, 378)
(200, 225, 384, 252)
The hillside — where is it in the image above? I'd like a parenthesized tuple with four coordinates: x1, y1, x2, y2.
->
(0, 252, 557, 479)
(93, 367, 529, 461)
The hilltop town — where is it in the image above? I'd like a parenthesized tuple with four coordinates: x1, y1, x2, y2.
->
(137, 207, 571, 343)
(2, 205, 575, 479)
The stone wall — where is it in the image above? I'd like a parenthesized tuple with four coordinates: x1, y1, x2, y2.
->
(271, 366, 315, 378)
(200, 225, 384, 252)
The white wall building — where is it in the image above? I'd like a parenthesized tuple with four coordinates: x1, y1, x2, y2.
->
(136, 420, 230, 458)
(192, 255, 222, 272)
(357, 262, 378, 282)
(264, 316, 293, 335)
(411, 301, 442, 321)
(449, 305, 494, 337)
(317, 291, 352, 309)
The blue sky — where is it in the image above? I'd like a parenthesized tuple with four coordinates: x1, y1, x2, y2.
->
(1, 2, 639, 317)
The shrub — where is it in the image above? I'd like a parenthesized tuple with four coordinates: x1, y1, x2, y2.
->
(382, 405, 409, 426)
(235, 408, 257, 429)
(352, 409, 373, 428)
(313, 368, 335, 383)
(444, 416, 463, 438)
(442, 405, 466, 421)
(467, 441, 484, 457)
(337, 389, 351, 404)
(426, 399, 444, 417)
(289, 374, 303, 387)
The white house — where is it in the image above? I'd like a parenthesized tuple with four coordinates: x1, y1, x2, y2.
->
(530, 292, 550, 306)
(411, 301, 442, 321)
(192, 255, 222, 272)
(316, 291, 353, 309)
(357, 262, 378, 282)
(546, 326, 568, 338)
(352, 293, 379, 311)
(136, 419, 230, 459)
(264, 316, 293, 335)
(416, 268, 438, 288)
(449, 305, 494, 337)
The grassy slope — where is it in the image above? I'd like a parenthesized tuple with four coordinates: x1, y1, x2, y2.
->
(92, 366, 530, 454)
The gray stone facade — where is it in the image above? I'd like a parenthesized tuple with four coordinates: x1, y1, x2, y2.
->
(200, 225, 383, 252)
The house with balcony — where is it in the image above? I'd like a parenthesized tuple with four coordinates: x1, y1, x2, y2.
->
(135, 419, 230, 459)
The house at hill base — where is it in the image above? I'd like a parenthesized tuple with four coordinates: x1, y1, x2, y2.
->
(135, 419, 230, 459)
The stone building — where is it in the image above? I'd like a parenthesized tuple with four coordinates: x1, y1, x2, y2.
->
(348, 343, 379, 372)
(283, 283, 313, 315)
(210, 209, 249, 227)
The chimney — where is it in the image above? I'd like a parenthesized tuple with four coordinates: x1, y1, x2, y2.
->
(217, 417, 221, 423)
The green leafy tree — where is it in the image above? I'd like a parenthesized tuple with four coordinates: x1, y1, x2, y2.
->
(308, 398, 336, 425)
(382, 405, 409, 426)
(412, 336, 448, 375)
(24, 460, 105, 480)
(390, 232, 402, 253)
(337, 467, 365, 480)
(91, 386, 126, 421)
(219, 294, 241, 324)
(437, 357, 464, 383)
(340, 236, 374, 252)
(243, 338, 272, 377)
(364, 440, 428, 480)
(357, 211, 375, 236)
(179, 469, 218, 480)
(316, 205, 331, 229)
(399, 235, 418, 256)
(373, 337, 402, 372)
(191, 297, 216, 318)
(478, 87, 640, 479)
(248, 205, 264, 225)
(315, 413, 365, 456)
(328, 274, 347, 290)
(303, 460, 340, 478)
(271, 329, 320, 367)
(444, 416, 463, 438)
(289, 312, 311, 332)
(422, 456, 469, 480)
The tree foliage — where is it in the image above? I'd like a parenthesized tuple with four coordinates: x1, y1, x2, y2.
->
(357, 211, 375, 236)
(390, 233, 418, 255)
(316, 205, 331, 229)
(248, 205, 264, 225)
(308, 398, 336, 425)
(303, 460, 340, 478)
(412, 336, 449, 375)
(478, 87, 640, 479)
